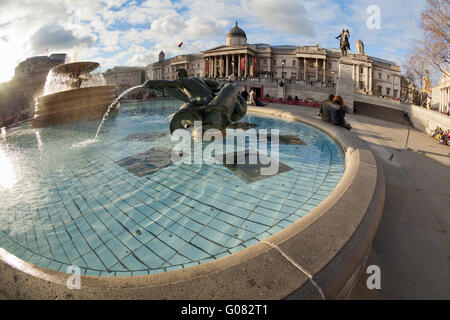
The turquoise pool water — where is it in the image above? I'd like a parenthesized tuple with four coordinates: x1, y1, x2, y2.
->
(0, 100, 345, 276)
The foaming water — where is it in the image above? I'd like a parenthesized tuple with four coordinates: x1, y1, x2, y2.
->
(43, 70, 107, 95)
(71, 138, 96, 149)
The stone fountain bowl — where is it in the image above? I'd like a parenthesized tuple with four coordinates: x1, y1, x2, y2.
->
(32, 86, 116, 128)
(50, 61, 100, 77)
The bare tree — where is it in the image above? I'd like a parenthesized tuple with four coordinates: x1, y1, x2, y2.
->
(401, 70, 417, 102)
(420, 0, 449, 76)
(406, 50, 427, 90)
(405, 49, 432, 105)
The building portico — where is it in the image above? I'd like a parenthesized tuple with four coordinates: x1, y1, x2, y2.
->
(203, 47, 257, 78)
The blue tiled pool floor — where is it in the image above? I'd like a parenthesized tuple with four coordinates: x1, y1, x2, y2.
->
(0, 100, 345, 276)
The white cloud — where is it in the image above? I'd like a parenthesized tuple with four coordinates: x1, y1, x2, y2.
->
(30, 24, 94, 53)
(243, 0, 316, 36)
(0, 0, 432, 83)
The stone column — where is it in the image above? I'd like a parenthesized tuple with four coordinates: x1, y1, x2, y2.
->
(391, 74, 395, 97)
(214, 56, 217, 78)
(323, 59, 326, 83)
(210, 58, 213, 77)
(303, 58, 307, 80)
(245, 53, 248, 77)
(445, 87, 448, 112)
(442, 88, 448, 112)
(355, 65, 360, 91)
(238, 54, 241, 77)
(315, 58, 318, 81)
(226, 55, 229, 76)
(231, 55, 235, 75)
(442, 88, 445, 112)
(368, 67, 372, 94)
(217, 56, 220, 77)
(297, 58, 301, 80)
(366, 66, 369, 92)
(445, 87, 447, 112)
(444, 87, 450, 112)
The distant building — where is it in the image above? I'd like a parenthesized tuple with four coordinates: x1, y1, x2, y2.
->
(146, 21, 402, 99)
(14, 54, 67, 100)
(147, 51, 204, 81)
(14, 54, 66, 81)
(103, 66, 147, 95)
(0, 54, 66, 124)
(431, 71, 450, 113)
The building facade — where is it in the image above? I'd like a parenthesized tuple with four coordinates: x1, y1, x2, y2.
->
(146, 22, 402, 99)
(103, 66, 147, 95)
(14, 53, 67, 101)
(431, 72, 450, 113)
(0, 53, 66, 124)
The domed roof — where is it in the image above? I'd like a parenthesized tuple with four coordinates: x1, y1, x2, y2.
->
(356, 39, 364, 45)
(227, 21, 246, 38)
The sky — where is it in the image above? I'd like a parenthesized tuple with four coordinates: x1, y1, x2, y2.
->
(0, 0, 432, 83)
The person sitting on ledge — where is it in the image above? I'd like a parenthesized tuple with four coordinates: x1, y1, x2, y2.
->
(241, 88, 249, 102)
(319, 94, 334, 122)
(329, 95, 352, 130)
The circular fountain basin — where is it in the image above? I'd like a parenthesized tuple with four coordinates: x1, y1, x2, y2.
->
(0, 100, 385, 299)
(50, 61, 100, 76)
(33, 86, 116, 128)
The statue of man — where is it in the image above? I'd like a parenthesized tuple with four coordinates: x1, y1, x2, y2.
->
(336, 29, 351, 56)
(345, 29, 351, 51)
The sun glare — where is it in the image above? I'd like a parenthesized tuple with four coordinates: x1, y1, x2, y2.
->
(0, 146, 17, 189)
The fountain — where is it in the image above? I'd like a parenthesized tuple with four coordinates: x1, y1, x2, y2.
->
(32, 61, 116, 128)
(143, 69, 247, 135)
(93, 69, 246, 140)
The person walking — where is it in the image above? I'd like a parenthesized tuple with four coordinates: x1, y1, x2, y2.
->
(249, 89, 257, 105)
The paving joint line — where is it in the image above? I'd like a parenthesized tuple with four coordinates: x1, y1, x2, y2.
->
(262, 240, 326, 300)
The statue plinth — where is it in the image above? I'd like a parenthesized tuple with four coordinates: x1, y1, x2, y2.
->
(336, 57, 355, 113)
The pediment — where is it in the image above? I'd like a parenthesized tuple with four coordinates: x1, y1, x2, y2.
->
(203, 45, 253, 54)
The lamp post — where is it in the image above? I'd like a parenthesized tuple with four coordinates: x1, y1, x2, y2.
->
(281, 59, 286, 79)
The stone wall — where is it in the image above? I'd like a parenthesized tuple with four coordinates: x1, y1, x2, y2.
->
(353, 92, 450, 133)
(0, 80, 29, 126)
(1, 55, 66, 126)
(216, 79, 334, 102)
(407, 105, 450, 134)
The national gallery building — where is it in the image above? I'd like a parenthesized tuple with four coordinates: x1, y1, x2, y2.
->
(146, 22, 402, 99)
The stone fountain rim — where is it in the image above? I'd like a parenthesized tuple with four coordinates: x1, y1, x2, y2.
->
(0, 105, 385, 300)
(36, 85, 116, 102)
